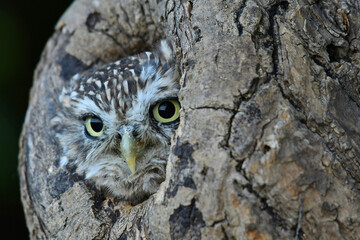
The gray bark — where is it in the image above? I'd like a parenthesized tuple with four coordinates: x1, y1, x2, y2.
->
(19, 0, 360, 239)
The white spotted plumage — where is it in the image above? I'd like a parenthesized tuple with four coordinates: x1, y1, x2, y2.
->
(52, 40, 179, 204)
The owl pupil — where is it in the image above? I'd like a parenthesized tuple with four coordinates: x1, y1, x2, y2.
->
(158, 101, 175, 119)
(90, 118, 103, 132)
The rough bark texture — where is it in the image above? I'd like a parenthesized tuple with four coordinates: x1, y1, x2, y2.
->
(19, 0, 360, 239)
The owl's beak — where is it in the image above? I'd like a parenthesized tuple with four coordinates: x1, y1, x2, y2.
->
(119, 126, 137, 174)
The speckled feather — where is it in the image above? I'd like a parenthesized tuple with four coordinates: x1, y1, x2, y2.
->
(52, 40, 179, 204)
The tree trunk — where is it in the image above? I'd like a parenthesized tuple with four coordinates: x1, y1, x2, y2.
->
(19, 0, 360, 239)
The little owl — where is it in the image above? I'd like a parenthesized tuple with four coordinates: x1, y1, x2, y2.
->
(52, 40, 179, 204)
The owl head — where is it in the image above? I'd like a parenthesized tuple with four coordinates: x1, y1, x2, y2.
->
(52, 41, 179, 204)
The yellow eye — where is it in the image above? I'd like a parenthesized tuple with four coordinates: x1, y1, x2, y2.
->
(85, 116, 104, 137)
(152, 99, 180, 123)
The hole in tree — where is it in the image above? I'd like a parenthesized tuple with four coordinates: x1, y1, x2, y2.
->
(326, 44, 348, 62)
(263, 145, 271, 153)
(280, 1, 289, 11)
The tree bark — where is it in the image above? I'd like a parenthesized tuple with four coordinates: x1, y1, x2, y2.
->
(19, 0, 360, 239)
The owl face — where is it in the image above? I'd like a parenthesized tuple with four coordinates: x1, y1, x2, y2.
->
(53, 41, 179, 204)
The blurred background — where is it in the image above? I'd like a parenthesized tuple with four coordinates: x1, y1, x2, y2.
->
(0, 0, 72, 238)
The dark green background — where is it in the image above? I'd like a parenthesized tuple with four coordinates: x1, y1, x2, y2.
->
(0, 1, 72, 238)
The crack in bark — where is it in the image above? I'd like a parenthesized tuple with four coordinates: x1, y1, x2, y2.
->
(85, 11, 129, 56)
(24, 137, 50, 238)
(267, 1, 288, 79)
(266, 1, 360, 185)
(266, 2, 355, 170)
(223, 2, 298, 237)
(294, 199, 304, 240)
(233, 3, 246, 36)
(221, 225, 230, 240)
(188, 105, 237, 113)
(294, 113, 360, 184)
(222, 77, 262, 151)
(165, 0, 175, 20)
(231, 112, 290, 235)
(245, 181, 290, 231)
(233, 167, 292, 237)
